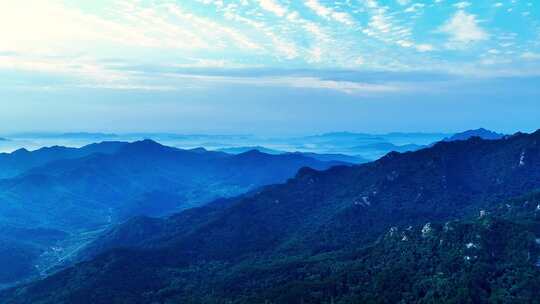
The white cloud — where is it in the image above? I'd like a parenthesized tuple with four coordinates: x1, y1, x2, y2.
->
(165, 4, 262, 50)
(0, 1, 159, 54)
(453, 2, 471, 9)
(439, 10, 488, 47)
(0, 54, 130, 84)
(187, 1, 301, 60)
(521, 52, 540, 60)
(397, 40, 413, 48)
(170, 59, 257, 69)
(397, 0, 411, 6)
(265, 32, 299, 59)
(304, 0, 355, 26)
(258, 0, 287, 17)
(284, 77, 402, 94)
(167, 73, 405, 95)
(307, 47, 323, 63)
(366, 14, 392, 34)
(404, 3, 425, 13)
(416, 44, 434, 52)
(396, 40, 433, 52)
(354, 57, 365, 65)
(0, 0, 267, 56)
(362, 1, 432, 53)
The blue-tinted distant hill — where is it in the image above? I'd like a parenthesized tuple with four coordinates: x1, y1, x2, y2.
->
(290, 151, 368, 164)
(285, 131, 447, 160)
(443, 128, 505, 142)
(8, 130, 540, 303)
(11, 132, 119, 139)
(218, 146, 284, 155)
(3, 131, 450, 162)
(349, 142, 424, 159)
(0, 139, 346, 229)
(218, 146, 368, 164)
(0, 140, 345, 286)
(300, 131, 448, 146)
(0, 141, 126, 179)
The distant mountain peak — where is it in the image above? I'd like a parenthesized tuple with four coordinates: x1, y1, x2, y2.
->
(113, 139, 181, 157)
(81, 141, 127, 150)
(443, 128, 505, 142)
(188, 147, 208, 153)
(238, 149, 266, 157)
(122, 139, 168, 151)
(217, 146, 283, 155)
(11, 148, 30, 155)
(138, 138, 160, 145)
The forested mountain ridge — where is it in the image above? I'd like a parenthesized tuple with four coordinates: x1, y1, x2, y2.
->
(0, 139, 344, 230)
(2, 130, 539, 303)
(0, 140, 343, 287)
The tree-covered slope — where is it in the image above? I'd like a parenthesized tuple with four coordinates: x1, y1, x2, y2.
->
(0, 140, 344, 231)
(2, 131, 539, 303)
(0, 140, 342, 287)
(107, 130, 540, 258)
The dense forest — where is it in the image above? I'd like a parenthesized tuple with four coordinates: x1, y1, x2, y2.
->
(1, 131, 539, 303)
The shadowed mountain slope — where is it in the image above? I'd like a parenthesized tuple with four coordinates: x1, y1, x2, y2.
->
(2, 130, 539, 303)
(0, 140, 343, 287)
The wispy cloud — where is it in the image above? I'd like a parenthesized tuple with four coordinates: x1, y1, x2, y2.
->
(304, 0, 354, 26)
(258, 0, 288, 17)
(521, 52, 540, 60)
(0, 0, 538, 88)
(163, 72, 408, 95)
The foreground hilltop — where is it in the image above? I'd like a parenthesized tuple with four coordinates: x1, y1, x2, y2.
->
(2, 130, 540, 303)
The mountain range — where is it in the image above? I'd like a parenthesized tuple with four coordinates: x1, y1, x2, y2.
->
(216, 129, 502, 161)
(0, 140, 343, 287)
(2, 130, 538, 303)
(1, 130, 453, 161)
(217, 146, 368, 164)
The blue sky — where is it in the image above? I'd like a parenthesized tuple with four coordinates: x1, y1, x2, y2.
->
(0, 0, 539, 134)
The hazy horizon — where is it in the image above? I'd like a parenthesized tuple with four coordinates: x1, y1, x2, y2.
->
(0, 126, 536, 137)
(0, 127, 517, 156)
